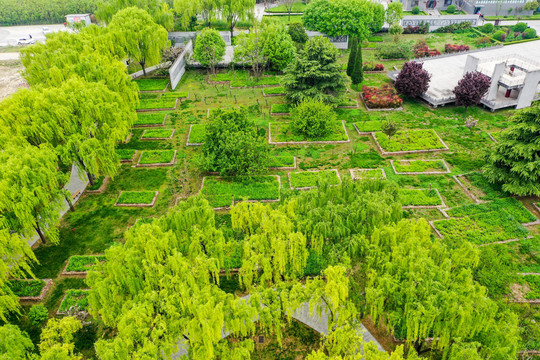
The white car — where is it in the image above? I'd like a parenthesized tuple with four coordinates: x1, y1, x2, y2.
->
(42, 27, 52, 35)
(17, 38, 36, 45)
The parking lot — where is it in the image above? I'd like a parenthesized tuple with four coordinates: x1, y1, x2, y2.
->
(0, 24, 68, 47)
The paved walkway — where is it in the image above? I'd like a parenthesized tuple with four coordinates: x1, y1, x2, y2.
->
(27, 164, 88, 247)
(172, 296, 384, 359)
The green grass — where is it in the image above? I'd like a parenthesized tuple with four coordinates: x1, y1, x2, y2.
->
(435, 211, 529, 245)
(354, 121, 382, 132)
(439, 10, 467, 15)
(271, 122, 348, 142)
(517, 275, 540, 300)
(290, 170, 340, 189)
(138, 150, 176, 164)
(134, 78, 169, 91)
(394, 160, 447, 173)
(262, 15, 303, 25)
(65, 255, 106, 272)
(86, 176, 105, 191)
(268, 155, 295, 168)
(209, 71, 280, 87)
(188, 124, 206, 144)
(375, 130, 446, 152)
(264, 86, 286, 95)
(399, 189, 442, 206)
(161, 91, 189, 99)
(265, 2, 306, 13)
(137, 98, 176, 110)
(446, 198, 536, 224)
(59, 289, 90, 312)
(141, 129, 174, 139)
(351, 168, 385, 180)
(117, 191, 157, 205)
(201, 176, 281, 208)
(403, 10, 428, 15)
(116, 149, 137, 161)
(464, 172, 508, 200)
(8, 279, 46, 297)
(338, 99, 358, 107)
(271, 104, 291, 114)
(134, 113, 166, 126)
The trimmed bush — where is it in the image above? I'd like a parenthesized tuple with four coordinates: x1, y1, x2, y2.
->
(481, 23, 494, 33)
(446, 5, 456, 13)
(523, 27, 537, 39)
(513, 22, 528, 32)
(291, 99, 336, 138)
(412, 6, 420, 14)
(493, 30, 506, 41)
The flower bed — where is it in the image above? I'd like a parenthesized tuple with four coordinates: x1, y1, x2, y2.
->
(263, 86, 286, 96)
(116, 149, 138, 163)
(271, 104, 292, 115)
(433, 211, 529, 245)
(363, 62, 384, 72)
(115, 191, 158, 207)
(187, 124, 206, 145)
(268, 155, 296, 169)
(446, 198, 537, 224)
(399, 189, 444, 207)
(374, 129, 448, 154)
(289, 169, 341, 190)
(354, 121, 382, 134)
(350, 168, 386, 180)
(200, 175, 281, 208)
(137, 150, 176, 166)
(414, 45, 441, 58)
(392, 159, 450, 174)
(269, 121, 349, 144)
(140, 129, 175, 140)
(361, 85, 402, 110)
(63, 255, 106, 274)
(58, 289, 89, 314)
(444, 44, 470, 53)
(135, 78, 169, 91)
(134, 113, 166, 127)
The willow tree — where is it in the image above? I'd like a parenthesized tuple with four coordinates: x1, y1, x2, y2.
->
(109, 7, 170, 76)
(0, 324, 35, 359)
(364, 219, 520, 358)
(219, 0, 254, 40)
(39, 317, 83, 360)
(0, 142, 65, 245)
(96, 0, 175, 30)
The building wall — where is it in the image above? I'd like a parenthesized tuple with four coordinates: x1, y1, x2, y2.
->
(463, 0, 533, 15)
(402, 14, 481, 29)
(401, 0, 456, 11)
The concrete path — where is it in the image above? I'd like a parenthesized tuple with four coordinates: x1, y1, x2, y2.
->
(172, 296, 384, 359)
(27, 164, 89, 247)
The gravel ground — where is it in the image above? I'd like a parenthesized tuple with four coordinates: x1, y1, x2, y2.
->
(0, 60, 27, 100)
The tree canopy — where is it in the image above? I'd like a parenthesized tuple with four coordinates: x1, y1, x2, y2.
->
(453, 71, 491, 113)
(194, 28, 226, 74)
(96, 0, 174, 30)
(394, 61, 431, 98)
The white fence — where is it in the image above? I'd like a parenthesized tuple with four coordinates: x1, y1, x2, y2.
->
(169, 40, 194, 90)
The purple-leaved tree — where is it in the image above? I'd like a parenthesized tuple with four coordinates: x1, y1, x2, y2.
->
(394, 61, 431, 98)
(453, 71, 491, 114)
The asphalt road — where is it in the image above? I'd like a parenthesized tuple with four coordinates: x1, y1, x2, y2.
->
(0, 24, 68, 47)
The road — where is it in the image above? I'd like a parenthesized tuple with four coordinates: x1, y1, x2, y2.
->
(0, 24, 68, 47)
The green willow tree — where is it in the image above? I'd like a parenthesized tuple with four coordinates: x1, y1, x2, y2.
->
(96, 0, 174, 30)
(109, 7, 170, 76)
(0, 324, 35, 358)
(39, 317, 83, 360)
(220, 0, 254, 40)
(194, 28, 226, 75)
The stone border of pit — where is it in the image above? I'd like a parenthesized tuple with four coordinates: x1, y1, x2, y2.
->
(288, 169, 342, 191)
(120, 150, 139, 164)
(402, 188, 446, 209)
(268, 120, 350, 145)
(359, 93, 403, 112)
(533, 202, 540, 214)
(138, 82, 170, 93)
(353, 123, 380, 136)
(17, 279, 54, 302)
(371, 130, 449, 156)
(123, 133, 133, 144)
(115, 191, 159, 207)
(186, 124, 203, 146)
(136, 150, 177, 167)
(350, 168, 387, 180)
(133, 114, 167, 128)
(199, 175, 282, 211)
(262, 88, 285, 97)
(337, 100, 359, 109)
(56, 289, 91, 316)
(61, 255, 105, 277)
(85, 176, 111, 194)
(270, 110, 290, 116)
(487, 132, 498, 143)
(269, 156, 297, 170)
(140, 129, 175, 140)
(390, 159, 451, 175)
(452, 174, 482, 204)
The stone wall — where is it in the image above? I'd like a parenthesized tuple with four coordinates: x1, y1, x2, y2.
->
(402, 14, 480, 30)
(169, 40, 193, 90)
(306, 31, 349, 49)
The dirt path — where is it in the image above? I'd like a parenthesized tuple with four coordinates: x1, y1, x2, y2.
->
(0, 60, 27, 100)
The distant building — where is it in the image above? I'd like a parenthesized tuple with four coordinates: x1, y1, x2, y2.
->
(398, 0, 534, 16)
(65, 14, 92, 26)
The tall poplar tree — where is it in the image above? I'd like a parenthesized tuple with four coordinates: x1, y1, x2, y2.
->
(351, 40, 363, 88)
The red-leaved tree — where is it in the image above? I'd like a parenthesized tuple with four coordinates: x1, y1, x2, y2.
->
(453, 71, 491, 114)
(394, 61, 431, 98)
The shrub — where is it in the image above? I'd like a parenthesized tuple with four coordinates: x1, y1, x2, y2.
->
(403, 22, 429, 34)
(394, 61, 431, 98)
(414, 45, 441, 57)
(288, 23, 308, 44)
(453, 71, 491, 113)
(493, 30, 506, 41)
(476, 36, 492, 45)
(446, 5, 456, 13)
(291, 99, 336, 138)
(523, 28, 537, 39)
(378, 41, 413, 59)
(481, 23, 494, 33)
(513, 22, 528, 32)
(363, 62, 384, 71)
(412, 6, 420, 14)
(28, 304, 48, 326)
(444, 44, 470, 53)
(362, 85, 403, 109)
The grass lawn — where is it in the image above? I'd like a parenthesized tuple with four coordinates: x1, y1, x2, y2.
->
(351, 168, 385, 180)
(262, 15, 303, 25)
(399, 189, 443, 206)
(137, 98, 176, 110)
(271, 122, 348, 142)
(58, 289, 89, 313)
(65, 255, 106, 272)
(138, 150, 176, 164)
(8, 280, 46, 297)
(446, 198, 536, 224)
(141, 129, 174, 139)
(264, 86, 286, 95)
(403, 10, 428, 15)
(289, 170, 341, 189)
(271, 104, 292, 114)
(375, 129, 446, 152)
(188, 124, 206, 144)
(134, 78, 169, 91)
(201, 176, 281, 208)
(268, 154, 295, 168)
(516, 275, 540, 300)
(117, 191, 157, 205)
(116, 149, 137, 161)
(134, 113, 166, 126)
(209, 70, 280, 87)
(354, 121, 382, 132)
